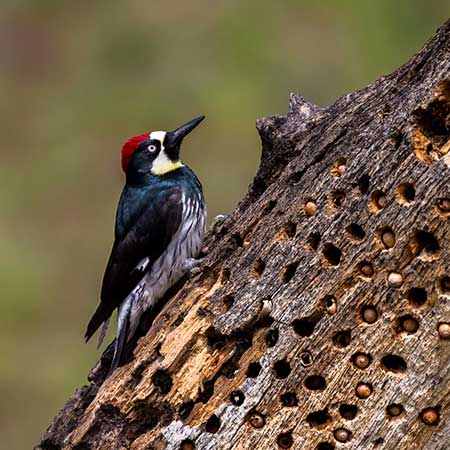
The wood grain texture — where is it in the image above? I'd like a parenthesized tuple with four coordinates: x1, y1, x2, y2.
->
(37, 20, 450, 450)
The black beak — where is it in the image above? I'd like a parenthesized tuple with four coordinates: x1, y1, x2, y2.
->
(166, 115, 205, 149)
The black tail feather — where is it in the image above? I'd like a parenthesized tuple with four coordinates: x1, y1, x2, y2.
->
(85, 303, 111, 342)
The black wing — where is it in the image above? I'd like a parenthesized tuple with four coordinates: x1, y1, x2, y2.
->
(85, 185, 182, 341)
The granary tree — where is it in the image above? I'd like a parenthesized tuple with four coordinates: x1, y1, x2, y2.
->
(37, 20, 450, 450)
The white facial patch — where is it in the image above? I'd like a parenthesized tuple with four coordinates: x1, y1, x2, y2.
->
(149, 131, 167, 148)
(149, 130, 184, 175)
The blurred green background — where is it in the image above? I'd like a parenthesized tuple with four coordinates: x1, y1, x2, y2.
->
(0, 1, 448, 448)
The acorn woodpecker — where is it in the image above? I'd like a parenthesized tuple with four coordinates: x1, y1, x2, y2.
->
(85, 115, 206, 376)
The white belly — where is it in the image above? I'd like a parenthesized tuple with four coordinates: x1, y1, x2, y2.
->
(127, 193, 206, 333)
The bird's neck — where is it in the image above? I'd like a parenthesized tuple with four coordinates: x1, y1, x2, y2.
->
(125, 169, 155, 186)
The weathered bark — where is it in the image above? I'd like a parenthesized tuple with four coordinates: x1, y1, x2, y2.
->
(37, 21, 450, 450)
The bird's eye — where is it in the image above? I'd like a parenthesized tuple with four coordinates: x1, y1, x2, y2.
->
(147, 144, 157, 153)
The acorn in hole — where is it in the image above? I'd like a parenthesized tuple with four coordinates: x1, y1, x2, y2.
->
(420, 407, 440, 425)
(436, 198, 450, 215)
(334, 428, 351, 443)
(361, 305, 379, 324)
(387, 403, 404, 418)
(381, 228, 396, 248)
(388, 271, 403, 287)
(359, 261, 374, 278)
(304, 200, 318, 216)
(355, 382, 373, 399)
(398, 315, 419, 333)
(246, 410, 265, 428)
(371, 190, 387, 211)
(437, 322, 450, 339)
(352, 352, 371, 369)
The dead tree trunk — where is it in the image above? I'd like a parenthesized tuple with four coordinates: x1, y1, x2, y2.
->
(37, 21, 450, 450)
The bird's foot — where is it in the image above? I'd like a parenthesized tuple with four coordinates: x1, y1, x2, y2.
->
(183, 257, 205, 277)
(209, 214, 229, 233)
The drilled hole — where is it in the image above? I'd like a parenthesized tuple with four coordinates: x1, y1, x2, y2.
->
(230, 390, 245, 406)
(333, 329, 351, 348)
(247, 362, 262, 378)
(334, 428, 352, 443)
(304, 375, 326, 391)
(411, 230, 440, 258)
(377, 226, 396, 249)
(152, 369, 173, 395)
(205, 414, 220, 434)
(355, 382, 373, 399)
(304, 199, 318, 216)
(346, 223, 365, 241)
(322, 295, 337, 315)
(246, 410, 265, 428)
(231, 233, 244, 247)
(282, 262, 299, 283)
(339, 404, 357, 420)
(331, 157, 347, 177)
(300, 351, 313, 367)
(277, 431, 294, 448)
(395, 182, 415, 204)
(283, 221, 297, 238)
(420, 407, 440, 425)
(381, 354, 407, 373)
(265, 328, 279, 347)
(358, 261, 374, 278)
(274, 359, 291, 379)
(251, 258, 266, 278)
(407, 287, 427, 306)
(322, 243, 342, 267)
(369, 190, 387, 212)
(361, 305, 379, 324)
(329, 190, 346, 209)
(316, 443, 334, 450)
(222, 294, 234, 311)
(264, 199, 277, 213)
(280, 392, 298, 407)
(306, 232, 321, 251)
(439, 276, 450, 295)
(288, 170, 304, 185)
(351, 352, 372, 369)
(357, 174, 370, 194)
(179, 401, 194, 421)
(220, 268, 231, 283)
(292, 318, 315, 337)
(180, 439, 195, 450)
(306, 408, 331, 428)
(373, 437, 385, 446)
(206, 328, 228, 350)
(436, 198, 450, 216)
(398, 315, 419, 334)
(387, 403, 404, 419)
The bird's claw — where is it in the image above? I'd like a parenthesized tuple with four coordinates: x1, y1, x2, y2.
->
(209, 214, 229, 233)
(183, 257, 205, 277)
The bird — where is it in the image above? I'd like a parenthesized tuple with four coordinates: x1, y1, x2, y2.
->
(85, 115, 207, 376)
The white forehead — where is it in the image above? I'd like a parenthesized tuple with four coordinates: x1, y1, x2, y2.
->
(149, 131, 167, 148)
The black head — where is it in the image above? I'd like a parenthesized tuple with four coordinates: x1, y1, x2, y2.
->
(121, 115, 205, 177)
